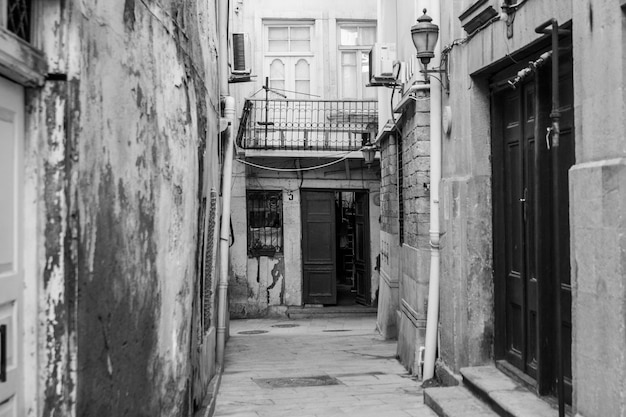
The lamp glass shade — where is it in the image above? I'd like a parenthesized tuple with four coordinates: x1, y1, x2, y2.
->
(362, 146, 376, 165)
(410, 9, 439, 65)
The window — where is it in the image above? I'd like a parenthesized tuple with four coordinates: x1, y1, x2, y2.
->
(4, 0, 32, 42)
(247, 191, 283, 256)
(338, 23, 376, 99)
(268, 25, 311, 53)
(264, 22, 314, 97)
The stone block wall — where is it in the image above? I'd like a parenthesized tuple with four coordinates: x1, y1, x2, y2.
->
(399, 92, 431, 248)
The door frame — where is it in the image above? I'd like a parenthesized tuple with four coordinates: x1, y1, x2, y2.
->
(301, 189, 337, 304)
(490, 42, 574, 401)
(300, 188, 371, 306)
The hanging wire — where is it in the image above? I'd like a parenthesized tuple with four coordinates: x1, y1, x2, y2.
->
(235, 150, 361, 172)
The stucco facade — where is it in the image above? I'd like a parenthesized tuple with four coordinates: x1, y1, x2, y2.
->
(1, 1, 224, 415)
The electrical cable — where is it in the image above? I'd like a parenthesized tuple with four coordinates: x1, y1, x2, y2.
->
(235, 150, 358, 172)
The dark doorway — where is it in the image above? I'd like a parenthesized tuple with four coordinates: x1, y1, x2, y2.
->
(302, 190, 370, 306)
(492, 48, 574, 403)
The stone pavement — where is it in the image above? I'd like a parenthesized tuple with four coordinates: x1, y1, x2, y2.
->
(213, 316, 438, 417)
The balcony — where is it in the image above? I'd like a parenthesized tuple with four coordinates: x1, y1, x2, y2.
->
(236, 99, 378, 156)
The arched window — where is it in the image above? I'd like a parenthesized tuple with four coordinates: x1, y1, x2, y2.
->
(295, 59, 310, 95)
(270, 59, 285, 91)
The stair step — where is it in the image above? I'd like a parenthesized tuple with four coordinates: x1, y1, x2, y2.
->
(461, 366, 558, 417)
(424, 386, 498, 417)
(286, 305, 377, 319)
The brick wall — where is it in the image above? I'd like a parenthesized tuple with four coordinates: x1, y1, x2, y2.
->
(399, 91, 430, 249)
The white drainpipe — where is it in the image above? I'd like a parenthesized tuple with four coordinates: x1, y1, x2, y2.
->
(422, 0, 442, 382)
(216, 0, 234, 367)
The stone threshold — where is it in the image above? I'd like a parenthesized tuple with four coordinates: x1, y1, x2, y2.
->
(424, 365, 561, 417)
(286, 304, 377, 319)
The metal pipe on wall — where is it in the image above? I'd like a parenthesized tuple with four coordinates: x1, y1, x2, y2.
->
(216, 0, 234, 367)
(535, 18, 564, 417)
(422, 0, 442, 382)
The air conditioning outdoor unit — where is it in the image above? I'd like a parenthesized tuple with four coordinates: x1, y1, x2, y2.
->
(368, 43, 397, 86)
(231, 32, 251, 76)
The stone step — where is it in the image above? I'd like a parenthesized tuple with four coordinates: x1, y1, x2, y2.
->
(460, 366, 558, 417)
(424, 386, 498, 417)
(286, 305, 377, 319)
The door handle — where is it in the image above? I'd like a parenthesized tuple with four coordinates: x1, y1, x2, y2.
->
(0, 324, 6, 382)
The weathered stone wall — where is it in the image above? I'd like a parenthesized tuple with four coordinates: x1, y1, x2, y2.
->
(570, 1, 626, 415)
(394, 96, 432, 375)
(437, 0, 575, 375)
(377, 134, 400, 338)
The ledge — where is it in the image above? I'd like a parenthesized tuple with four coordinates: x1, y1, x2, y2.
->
(0, 28, 47, 86)
(458, 0, 499, 34)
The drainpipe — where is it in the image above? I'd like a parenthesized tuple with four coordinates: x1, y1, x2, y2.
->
(216, 0, 234, 367)
(535, 18, 564, 417)
(422, 0, 442, 382)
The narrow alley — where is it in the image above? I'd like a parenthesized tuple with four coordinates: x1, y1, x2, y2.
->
(2, 0, 626, 416)
(214, 316, 437, 417)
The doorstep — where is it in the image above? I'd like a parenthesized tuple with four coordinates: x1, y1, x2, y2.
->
(286, 304, 377, 319)
(424, 365, 559, 417)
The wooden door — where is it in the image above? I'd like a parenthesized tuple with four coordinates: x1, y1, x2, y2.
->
(354, 192, 370, 305)
(302, 191, 336, 304)
(493, 50, 574, 403)
(0, 76, 25, 416)
(496, 81, 538, 377)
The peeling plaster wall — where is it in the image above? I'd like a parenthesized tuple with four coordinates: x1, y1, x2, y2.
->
(44, 1, 220, 416)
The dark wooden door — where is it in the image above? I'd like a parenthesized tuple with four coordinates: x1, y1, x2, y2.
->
(493, 50, 574, 403)
(302, 191, 336, 304)
(497, 82, 538, 377)
(354, 192, 370, 305)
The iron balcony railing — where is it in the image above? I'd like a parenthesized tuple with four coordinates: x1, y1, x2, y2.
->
(237, 99, 378, 151)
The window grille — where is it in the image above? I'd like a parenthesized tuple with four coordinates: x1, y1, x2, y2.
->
(203, 190, 217, 332)
(397, 135, 404, 245)
(247, 191, 283, 256)
(7, 0, 31, 42)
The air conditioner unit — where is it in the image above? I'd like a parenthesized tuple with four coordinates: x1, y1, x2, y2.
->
(368, 43, 397, 86)
(231, 32, 251, 75)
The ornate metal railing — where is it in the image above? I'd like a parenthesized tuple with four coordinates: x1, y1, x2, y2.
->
(237, 99, 378, 151)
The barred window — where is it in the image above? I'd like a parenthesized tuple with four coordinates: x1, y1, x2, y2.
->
(6, 0, 32, 42)
(247, 191, 283, 256)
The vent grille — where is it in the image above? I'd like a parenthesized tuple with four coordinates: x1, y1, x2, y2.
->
(232, 33, 247, 72)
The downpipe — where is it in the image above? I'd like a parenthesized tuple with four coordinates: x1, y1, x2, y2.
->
(216, 0, 233, 367)
(216, 96, 235, 367)
(422, 0, 442, 382)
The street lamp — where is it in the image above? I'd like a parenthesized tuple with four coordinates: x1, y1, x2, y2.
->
(411, 9, 446, 85)
(411, 9, 439, 66)
(361, 143, 378, 167)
